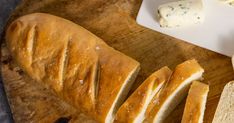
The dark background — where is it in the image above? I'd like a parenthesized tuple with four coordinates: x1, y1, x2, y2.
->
(0, 0, 21, 122)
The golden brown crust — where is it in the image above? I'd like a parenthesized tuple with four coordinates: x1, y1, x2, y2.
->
(6, 13, 140, 122)
(181, 81, 209, 123)
(144, 59, 204, 123)
(114, 67, 172, 123)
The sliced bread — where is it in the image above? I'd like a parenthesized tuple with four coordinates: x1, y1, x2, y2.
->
(212, 81, 234, 123)
(114, 67, 172, 123)
(144, 59, 204, 123)
(181, 81, 209, 123)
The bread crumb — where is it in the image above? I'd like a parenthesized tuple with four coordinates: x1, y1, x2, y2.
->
(118, 76, 122, 81)
(79, 80, 84, 85)
(200, 77, 204, 81)
(95, 46, 100, 50)
(153, 99, 159, 105)
(127, 106, 131, 112)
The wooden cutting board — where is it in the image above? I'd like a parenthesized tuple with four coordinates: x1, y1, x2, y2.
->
(1, 0, 234, 122)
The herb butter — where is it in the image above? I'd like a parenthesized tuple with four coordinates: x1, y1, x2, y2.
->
(158, 0, 204, 28)
(219, 0, 234, 7)
(219, 0, 234, 4)
(230, 1, 234, 6)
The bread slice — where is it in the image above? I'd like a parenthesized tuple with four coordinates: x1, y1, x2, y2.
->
(212, 81, 234, 123)
(6, 13, 140, 123)
(181, 81, 209, 123)
(144, 59, 204, 123)
(114, 67, 172, 123)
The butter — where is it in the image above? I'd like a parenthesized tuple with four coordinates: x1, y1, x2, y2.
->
(158, 0, 204, 28)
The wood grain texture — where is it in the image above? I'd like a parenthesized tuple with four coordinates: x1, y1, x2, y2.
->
(1, 0, 234, 122)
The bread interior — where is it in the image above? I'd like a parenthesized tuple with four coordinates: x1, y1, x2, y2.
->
(105, 66, 140, 123)
(153, 71, 203, 123)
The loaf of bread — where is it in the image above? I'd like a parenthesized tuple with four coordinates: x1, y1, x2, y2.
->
(114, 67, 172, 123)
(6, 13, 140, 123)
(181, 81, 209, 123)
(212, 81, 234, 123)
(144, 59, 204, 123)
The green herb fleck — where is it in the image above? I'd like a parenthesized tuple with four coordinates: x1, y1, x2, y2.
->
(168, 6, 174, 11)
(183, 11, 187, 15)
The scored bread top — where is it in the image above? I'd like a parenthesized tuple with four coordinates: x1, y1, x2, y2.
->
(114, 67, 172, 123)
(6, 13, 140, 122)
(144, 59, 204, 123)
(181, 81, 209, 123)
